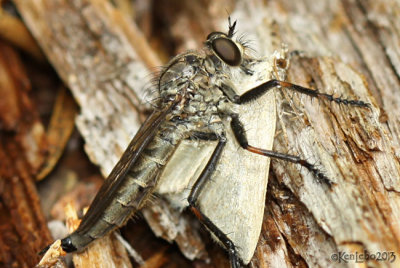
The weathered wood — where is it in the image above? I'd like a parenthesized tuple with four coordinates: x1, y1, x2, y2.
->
(0, 41, 54, 268)
(36, 88, 78, 181)
(14, 0, 400, 267)
(0, 8, 45, 61)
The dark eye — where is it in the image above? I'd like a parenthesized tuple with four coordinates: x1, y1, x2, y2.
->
(211, 37, 242, 66)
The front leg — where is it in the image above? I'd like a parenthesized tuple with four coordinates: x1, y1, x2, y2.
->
(230, 113, 332, 187)
(225, 78, 370, 107)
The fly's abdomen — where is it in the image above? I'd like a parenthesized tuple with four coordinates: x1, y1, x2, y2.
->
(65, 133, 178, 251)
(103, 136, 175, 226)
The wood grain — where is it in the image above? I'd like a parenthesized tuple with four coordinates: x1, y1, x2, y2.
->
(0, 40, 53, 268)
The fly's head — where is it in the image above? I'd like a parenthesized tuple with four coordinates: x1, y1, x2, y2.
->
(204, 19, 258, 106)
(156, 19, 256, 134)
(205, 18, 253, 72)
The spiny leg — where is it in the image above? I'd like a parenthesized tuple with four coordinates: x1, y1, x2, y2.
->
(186, 135, 242, 268)
(230, 114, 332, 187)
(232, 79, 370, 107)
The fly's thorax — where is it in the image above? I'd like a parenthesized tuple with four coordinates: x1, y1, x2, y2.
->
(175, 79, 233, 138)
(158, 52, 205, 100)
(156, 49, 236, 140)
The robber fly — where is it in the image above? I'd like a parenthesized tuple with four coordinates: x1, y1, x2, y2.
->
(43, 18, 369, 267)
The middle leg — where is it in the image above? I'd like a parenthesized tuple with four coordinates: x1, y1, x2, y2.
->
(230, 113, 332, 187)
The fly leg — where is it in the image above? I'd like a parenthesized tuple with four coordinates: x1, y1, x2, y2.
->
(230, 114, 332, 187)
(229, 79, 370, 107)
(186, 134, 242, 268)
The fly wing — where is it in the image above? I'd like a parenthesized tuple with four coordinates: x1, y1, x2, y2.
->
(77, 101, 176, 233)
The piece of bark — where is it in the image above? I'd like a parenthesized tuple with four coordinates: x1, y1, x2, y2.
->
(0, 40, 53, 267)
(14, 0, 400, 267)
(0, 7, 45, 62)
(36, 87, 78, 180)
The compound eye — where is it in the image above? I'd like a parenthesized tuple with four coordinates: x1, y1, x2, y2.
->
(212, 37, 242, 66)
